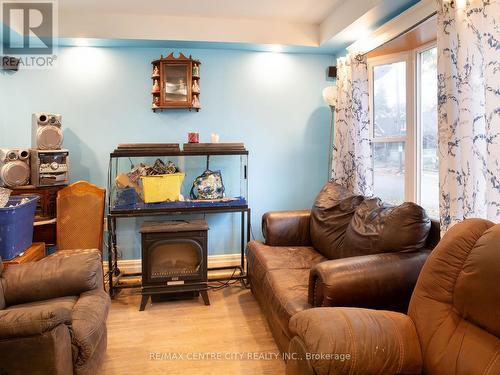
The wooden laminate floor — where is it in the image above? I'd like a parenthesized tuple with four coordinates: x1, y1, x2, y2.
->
(102, 286, 286, 375)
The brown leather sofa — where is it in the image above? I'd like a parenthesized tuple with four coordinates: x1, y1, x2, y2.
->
(0, 251, 110, 375)
(286, 218, 500, 375)
(247, 182, 440, 353)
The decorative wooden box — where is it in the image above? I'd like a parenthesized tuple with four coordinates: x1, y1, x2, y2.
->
(151, 53, 201, 112)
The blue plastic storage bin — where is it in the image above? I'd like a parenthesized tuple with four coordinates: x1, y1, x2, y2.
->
(0, 195, 39, 260)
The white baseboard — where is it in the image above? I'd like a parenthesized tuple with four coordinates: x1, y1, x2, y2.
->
(103, 253, 243, 274)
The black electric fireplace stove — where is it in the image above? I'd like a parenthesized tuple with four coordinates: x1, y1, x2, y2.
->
(139, 220, 210, 311)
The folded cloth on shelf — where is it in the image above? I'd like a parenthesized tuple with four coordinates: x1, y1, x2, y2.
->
(0, 187, 12, 208)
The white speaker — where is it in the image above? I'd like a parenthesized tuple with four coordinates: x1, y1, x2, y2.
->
(32, 113, 63, 150)
(0, 149, 31, 187)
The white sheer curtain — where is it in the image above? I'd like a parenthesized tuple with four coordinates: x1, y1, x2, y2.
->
(437, 0, 500, 230)
(331, 54, 373, 196)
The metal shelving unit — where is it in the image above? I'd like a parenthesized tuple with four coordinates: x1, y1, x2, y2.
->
(106, 145, 250, 297)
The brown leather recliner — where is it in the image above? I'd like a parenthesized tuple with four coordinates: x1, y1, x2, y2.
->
(0, 251, 110, 375)
(247, 182, 440, 353)
(286, 218, 500, 375)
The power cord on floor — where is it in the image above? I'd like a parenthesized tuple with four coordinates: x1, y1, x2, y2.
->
(208, 267, 243, 291)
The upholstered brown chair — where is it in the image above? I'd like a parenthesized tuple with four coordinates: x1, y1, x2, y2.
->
(286, 218, 500, 375)
(57, 181, 105, 252)
(0, 251, 110, 375)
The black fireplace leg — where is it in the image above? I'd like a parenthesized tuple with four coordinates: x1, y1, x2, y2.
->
(201, 290, 210, 306)
(140, 295, 150, 311)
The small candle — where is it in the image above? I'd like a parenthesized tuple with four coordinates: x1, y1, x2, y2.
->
(211, 133, 220, 143)
(188, 132, 199, 143)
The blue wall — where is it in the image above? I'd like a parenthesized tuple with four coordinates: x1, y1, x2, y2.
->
(0, 46, 332, 258)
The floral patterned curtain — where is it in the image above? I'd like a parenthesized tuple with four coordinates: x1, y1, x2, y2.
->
(331, 54, 373, 196)
(437, 0, 500, 231)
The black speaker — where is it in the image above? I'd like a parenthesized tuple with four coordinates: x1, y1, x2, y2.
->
(328, 66, 337, 78)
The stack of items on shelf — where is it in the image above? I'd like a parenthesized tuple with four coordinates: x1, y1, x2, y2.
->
(0, 186, 11, 207)
(115, 158, 184, 204)
(0, 113, 69, 189)
(191, 62, 201, 109)
(0, 113, 70, 247)
(183, 142, 245, 152)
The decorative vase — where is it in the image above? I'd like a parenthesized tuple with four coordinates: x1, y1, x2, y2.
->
(192, 95, 201, 109)
(151, 65, 160, 78)
(192, 64, 200, 77)
(152, 79, 160, 93)
(192, 80, 200, 94)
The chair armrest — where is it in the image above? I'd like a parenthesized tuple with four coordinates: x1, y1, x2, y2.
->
(287, 307, 422, 375)
(262, 210, 312, 246)
(308, 251, 430, 312)
(0, 304, 71, 339)
(1, 252, 103, 306)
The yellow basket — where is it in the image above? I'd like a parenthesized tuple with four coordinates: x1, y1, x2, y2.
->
(140, 173, 185, 203)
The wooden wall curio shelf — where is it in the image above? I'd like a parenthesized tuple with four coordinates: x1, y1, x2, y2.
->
(151, 53, 201, 112)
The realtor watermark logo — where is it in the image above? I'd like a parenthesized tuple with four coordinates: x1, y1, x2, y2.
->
(1, 0, 58, 68)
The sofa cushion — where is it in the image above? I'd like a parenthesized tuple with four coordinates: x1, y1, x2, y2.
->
(71, 289, 110, 367)
(310, 182, 364, 259)
(342, 198, 431, 257)
(247, 241, 326, 291)
(262, 269, 311, 343)
(246, 241, 326, 352)
(248, 242, 326, 271)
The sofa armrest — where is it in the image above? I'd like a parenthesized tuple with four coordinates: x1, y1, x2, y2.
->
(1, 252, 103, 306)
(425, 219, 441, 249)
(262, 210, 312, 246)
(287, 307, 422, 375)
(0, 304, 71, 339)
(308, 251, 430, 312)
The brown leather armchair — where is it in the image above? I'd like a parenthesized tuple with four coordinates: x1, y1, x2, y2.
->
(286, 218, 500, 375)
(0, 251, 110, 375)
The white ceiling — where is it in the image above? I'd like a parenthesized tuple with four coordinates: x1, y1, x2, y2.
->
(56, 0, 424, 54)
(59, 0, 345, 24)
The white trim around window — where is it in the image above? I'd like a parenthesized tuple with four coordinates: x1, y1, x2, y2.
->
(368, 42, 438, 212)
(415, 41, 439, 208)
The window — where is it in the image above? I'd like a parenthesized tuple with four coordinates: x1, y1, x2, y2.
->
(418, 47, 438, 218)
(371, 57, 410, 205)
(369, 45, 438, 217)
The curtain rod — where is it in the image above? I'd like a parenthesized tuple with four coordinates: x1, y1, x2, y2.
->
(355, 11, 438, 60)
